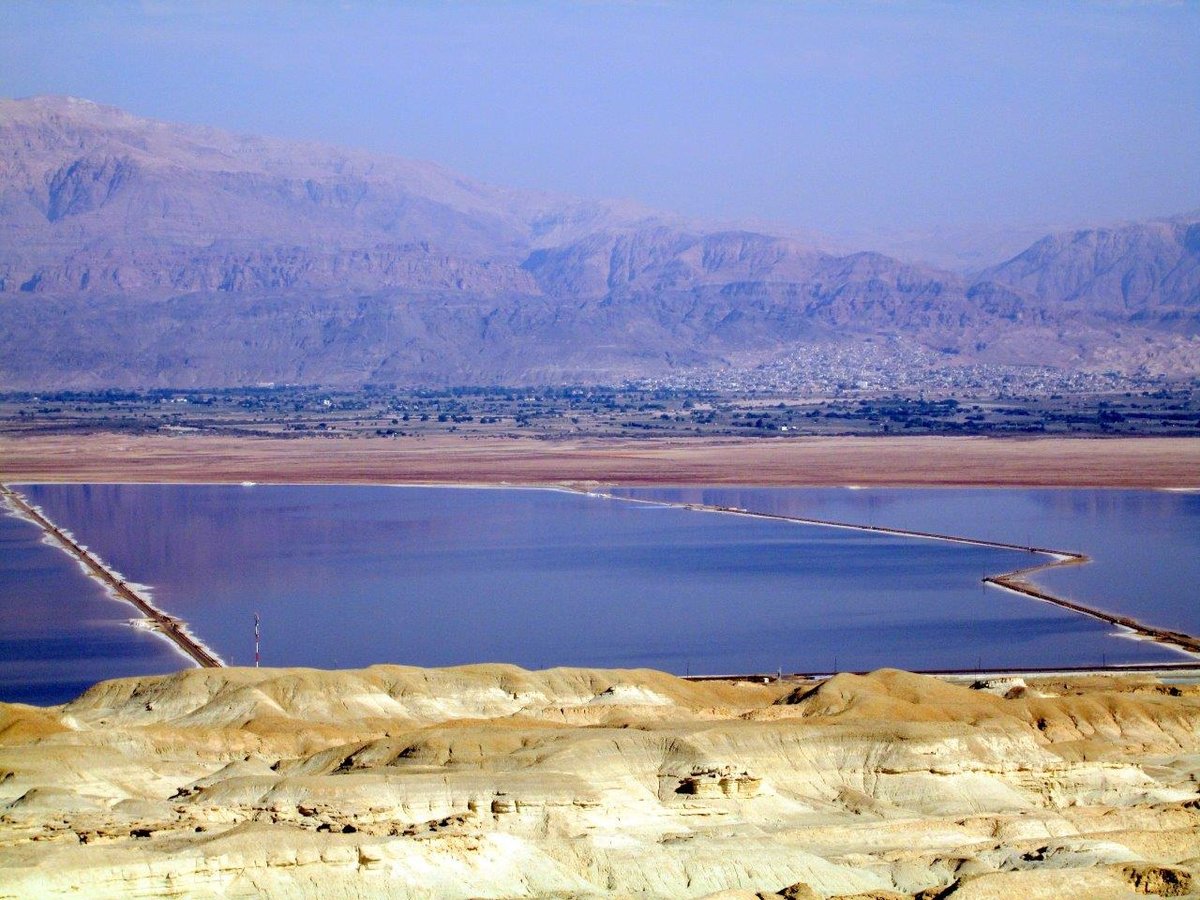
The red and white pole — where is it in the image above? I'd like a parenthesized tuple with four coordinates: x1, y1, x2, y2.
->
(254, 612, 260, 668)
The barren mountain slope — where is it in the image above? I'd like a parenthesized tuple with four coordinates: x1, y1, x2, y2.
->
(1, 97, 1197, 387)
(977, 215, 1200, 324)
(1, 666, 1197, 898)
(0, 95, 656, 296)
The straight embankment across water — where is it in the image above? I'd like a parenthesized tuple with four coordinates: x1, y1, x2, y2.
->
(0, 484, 223, 668)
(588, 490, 1200, 659)
(6, 482, 1198, 680)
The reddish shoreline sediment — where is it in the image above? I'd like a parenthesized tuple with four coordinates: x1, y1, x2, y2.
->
(2, 434, 1199, 487)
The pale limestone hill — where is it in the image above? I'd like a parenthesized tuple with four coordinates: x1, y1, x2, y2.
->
(1, 665, 1198, 898)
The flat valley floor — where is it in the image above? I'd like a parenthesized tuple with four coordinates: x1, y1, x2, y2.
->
(3, 434, 1199, 487)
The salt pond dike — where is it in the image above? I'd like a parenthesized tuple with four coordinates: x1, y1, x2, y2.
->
(1, 665, 1198, 897)
(2, 96, 1198, 388)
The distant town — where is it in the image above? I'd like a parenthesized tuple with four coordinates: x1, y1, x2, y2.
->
(4, 351, 1198, 440)
(639, 342, 1169, 398)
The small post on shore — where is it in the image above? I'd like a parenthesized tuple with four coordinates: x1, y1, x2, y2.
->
(254, 612, 260, 668)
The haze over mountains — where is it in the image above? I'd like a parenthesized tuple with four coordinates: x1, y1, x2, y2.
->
(1, 96, 1197, 389)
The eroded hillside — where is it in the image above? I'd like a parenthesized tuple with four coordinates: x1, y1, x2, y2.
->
(1, 665, 1197, 898)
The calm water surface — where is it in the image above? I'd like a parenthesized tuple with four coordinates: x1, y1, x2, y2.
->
(0, 509, 183, 704)
(3, 484, 1191, 704)
(613, 487, 1200, 636)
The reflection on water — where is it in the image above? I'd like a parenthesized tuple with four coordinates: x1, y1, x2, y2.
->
(2, 484, 1189, 705)
(613, 487, 1200, 636)
(0, 508, 184, 705)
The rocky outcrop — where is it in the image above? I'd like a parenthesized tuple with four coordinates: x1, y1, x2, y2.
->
(977, 217, 1200, 323)
(1, 666, 1197, 898)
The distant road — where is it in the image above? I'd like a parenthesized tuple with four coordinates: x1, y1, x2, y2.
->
(2, 434, 1199, 488)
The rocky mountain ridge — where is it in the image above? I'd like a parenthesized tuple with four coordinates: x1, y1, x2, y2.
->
(0, 96, 1196, 388)
(978, 215, 1200, 323)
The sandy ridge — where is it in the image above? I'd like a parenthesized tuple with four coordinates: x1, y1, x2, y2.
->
(2, 665, 1198, 898)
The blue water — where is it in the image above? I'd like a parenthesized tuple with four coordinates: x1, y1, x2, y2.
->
(612, 487, 1200, 637)
(2, 483, 1192, 705)
(0, 506, 183, 705)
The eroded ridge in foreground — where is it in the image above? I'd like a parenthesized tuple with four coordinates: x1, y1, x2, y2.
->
(1, 665, 1198, 898)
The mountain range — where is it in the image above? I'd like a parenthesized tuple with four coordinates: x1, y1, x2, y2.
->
(0, 96, 1197, 389)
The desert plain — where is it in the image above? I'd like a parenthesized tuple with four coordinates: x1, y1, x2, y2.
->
(3, 433, 1200, 487)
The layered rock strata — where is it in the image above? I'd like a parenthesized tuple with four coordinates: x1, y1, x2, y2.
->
(1, 666, 1198, 898)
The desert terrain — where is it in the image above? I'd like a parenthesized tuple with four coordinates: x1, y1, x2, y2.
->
(3, 12, 1197, 899)
(3, 434, 1200, 487)
(3, 434, 1199, 898)
(1, 665, 1197, 898)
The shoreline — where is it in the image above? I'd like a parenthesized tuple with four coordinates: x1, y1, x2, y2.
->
(684, 662, 1200, 683)
(3, 471, 1198, 683)
(0, 485, 223, 669)
(2, 433, 1198, 488)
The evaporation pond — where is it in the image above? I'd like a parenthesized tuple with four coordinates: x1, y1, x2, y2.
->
(2, 483, 1190, 705)
(614, 486, 1200, 638)
(0, 502, 184, 705)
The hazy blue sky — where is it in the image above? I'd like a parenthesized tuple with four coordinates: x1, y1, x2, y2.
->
(2, 1, 1197, 236)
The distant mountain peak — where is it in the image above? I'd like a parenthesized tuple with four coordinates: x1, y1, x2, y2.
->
(0, 97, 1197, 388)
(978, 216, 1200, 315)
